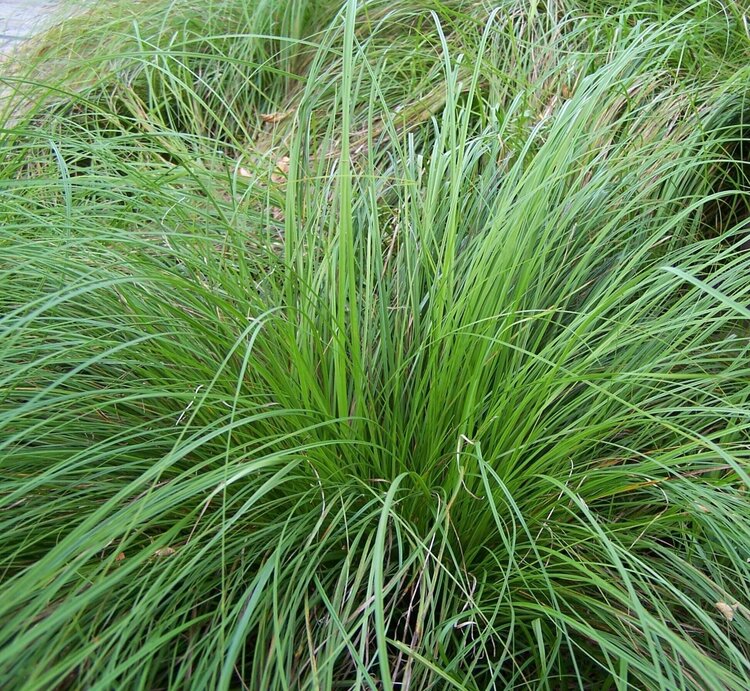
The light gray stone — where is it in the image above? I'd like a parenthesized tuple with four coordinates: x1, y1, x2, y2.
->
(1, 1, 60, 55)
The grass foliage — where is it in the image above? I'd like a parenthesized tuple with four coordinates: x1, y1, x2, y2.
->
(1, 0, 750, 688)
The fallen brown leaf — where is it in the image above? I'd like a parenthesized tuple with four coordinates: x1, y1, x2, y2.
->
(260, 110, 290, 124)
(154, 547, 176, 558)
(715, 601, 740, 621)
(271, 156, 291, 184)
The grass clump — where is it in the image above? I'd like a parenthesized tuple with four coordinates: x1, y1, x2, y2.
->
(1, 0, 750, 688)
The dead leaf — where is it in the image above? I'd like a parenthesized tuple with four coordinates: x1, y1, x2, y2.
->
(271, 156, 291, 184)
(715, 601, 740, 621)
(271, 207, 285, 222)
(260, 110, 290, 125)
(114, 552, 126, 562)
(696, 504, 711, 513)
(238, 167, 252, 178)
(154, 547, 176, 558)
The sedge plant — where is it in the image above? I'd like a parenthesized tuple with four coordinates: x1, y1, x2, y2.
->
(1, 0, 750, 688)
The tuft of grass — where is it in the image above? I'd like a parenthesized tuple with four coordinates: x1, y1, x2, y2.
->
(1, 0, 750, 688)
